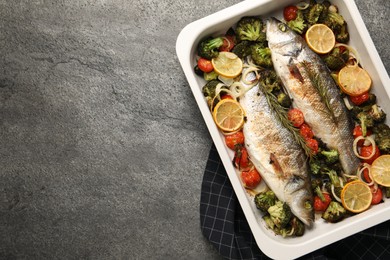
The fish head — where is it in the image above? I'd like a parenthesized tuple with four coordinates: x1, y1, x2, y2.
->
(285, 175, 314, 227)
(266, 17, 303, 57)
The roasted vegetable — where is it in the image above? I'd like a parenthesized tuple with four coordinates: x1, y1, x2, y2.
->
(319, 149, 339, 165)
(335, 22, 349, 43)
(203, 71, 219, 81)
(322, 201, 347, 223)
(277, 92, 292, 108)
(236, 16, 266, 42)
(251, 45, 273, 68)
(357, 111, 375, 137)
(268, 201, 292, 228)
(368, 104, 386, 123)
(306, 3, 326, 25)
(263, 215, 305, 237)
(286, 10, 308, 34)
(254, 190, 277, 212)
(322, 10, 345, 31)
(231, 40, 253, 59)
(258, 70, 282, 94)
(197, 37, 224, 60)
(373, 123, 390, 154)
(322, 46, 349, 71)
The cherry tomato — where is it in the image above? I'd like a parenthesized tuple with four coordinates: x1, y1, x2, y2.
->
(349, 92, 370, 106)
(221, 94, 233, 100)
(300, 123, 314, 139)
(360, 145, 381, 165)
(283, 5, 298, 22)
(288, 108, 305, 127)
(225, 131, 245, 150)
(370, 186, 383, 205)
(219, 35, 235, 52)
(241, 168, 262, 189)
(363, 168, 372, 183)
(233, 146, 252, 171)
(306, 138, 319, 155)
(313, 193, 332, 212)
(353, 125, 372, 146)
(197, 58, 213, 73)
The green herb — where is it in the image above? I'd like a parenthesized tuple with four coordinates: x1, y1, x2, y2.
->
(258, 80, 313, 157)
(301, 61, 336, 120)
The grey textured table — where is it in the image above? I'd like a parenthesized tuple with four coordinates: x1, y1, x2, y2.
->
(0, 0, 389, 259)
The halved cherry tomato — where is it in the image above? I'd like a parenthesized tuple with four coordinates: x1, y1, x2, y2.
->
(349, 92, 370, 106)
(233, 146, 252, 171)
(197, 58, 213, 73)
(360, 145, 381, 164)
(221, 94, 233, 100)
(300, 123, 314, 139)
(306, 138, 319, 155)
(241, 168, 262, 189)
(219, 35, 235, 52)
(370, 186, 383, 205)
(225, 131, 245, 150)
(284, 5, 298, 22)
(314, 193, 332, 212)
(353, 125, 372, 146)
(363, 168, 372, 183)
(288, 108, 305, 127)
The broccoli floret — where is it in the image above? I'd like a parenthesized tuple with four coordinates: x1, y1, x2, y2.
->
(312, 178, 325, 201)
(277, 92, 292, 108)
(368, 104, 386, 123)
(251, 45, 273, 68)
(231, 40, 254, 59)
(322, 201, 347, 223)
(373, 124, 390, 154)
(307, 3, 326, 25)
(197, 37, 224, 60)
(202, 80, 220, 98)
(357, 112, 375, 137)
(309, 160, 323, 175)
(322, 46, 349, 71)
(258, 70, 282, 94)
(335, 22, 349, 43)
(319, 149, 339, 164)
(236, 16, 266, 42)
(289, 217, 305, 237)
(268, 201, 292, 228)
(287, 10, 308, 34)
(323, 10, 345, 31)
(254, 190, 277, 212)
(203, 71, 219, 81)
(385, 187, 390, 198)
(263, 214, 277, 230)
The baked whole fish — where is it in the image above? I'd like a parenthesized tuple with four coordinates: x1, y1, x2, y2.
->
(240, 83, 314, 226)
(266, 18, 360, 175)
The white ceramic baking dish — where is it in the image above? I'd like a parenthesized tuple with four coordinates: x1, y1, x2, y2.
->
(176, 0, 390, 259)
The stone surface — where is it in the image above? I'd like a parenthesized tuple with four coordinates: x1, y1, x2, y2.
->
(0, 0, 388, 259)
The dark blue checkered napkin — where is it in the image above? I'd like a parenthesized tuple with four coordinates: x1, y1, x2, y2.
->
(200, 144, 390, 260)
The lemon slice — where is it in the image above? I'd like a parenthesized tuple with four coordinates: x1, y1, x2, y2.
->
(371, 155, 390, 187)
(212, 99, 245, 132)
(338, 65, 372, 97)
(341, 181, 372, 213)
(212, 51, 243, 78)
(305, 24, 335, 54)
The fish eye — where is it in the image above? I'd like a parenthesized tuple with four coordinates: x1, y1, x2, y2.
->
(278, 23, 287, 32)
(304, 200, 312, 210)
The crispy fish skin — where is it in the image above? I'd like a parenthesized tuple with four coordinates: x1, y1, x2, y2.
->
(240, 84, 314, 227)
(266, 18, 360, 175)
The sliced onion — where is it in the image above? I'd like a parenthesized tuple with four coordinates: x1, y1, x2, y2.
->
(335, 43, 361, 66)
(357, 163, 375, 186)
(353, 136, 376, 159)
(242, 67, 259, 86)
(218, 75, 235, 86)
(297, 1, 310, 10)
(221, 36, 231, 50)
(343, 96, 353, 110)
(331, 184, 342, 203)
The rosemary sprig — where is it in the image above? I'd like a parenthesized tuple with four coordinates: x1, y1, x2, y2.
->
(259, 81, 313, 158)
(301, 61, 336, 120)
